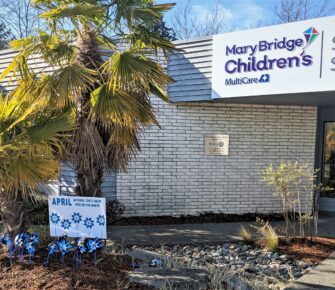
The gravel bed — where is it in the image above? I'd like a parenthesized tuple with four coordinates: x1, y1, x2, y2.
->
(129, 242, 314, 284)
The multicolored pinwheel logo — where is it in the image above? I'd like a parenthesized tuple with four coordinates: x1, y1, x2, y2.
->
(301, 27, 319, 55)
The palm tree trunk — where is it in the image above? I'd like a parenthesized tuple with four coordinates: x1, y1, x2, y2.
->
(0, 200, 25, 235)
(74, 27, 104, 197)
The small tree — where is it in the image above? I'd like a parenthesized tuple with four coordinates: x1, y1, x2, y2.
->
(1, 0, 175, 197)
(0, 94, 75, 234)
(262, 161, 324, 239)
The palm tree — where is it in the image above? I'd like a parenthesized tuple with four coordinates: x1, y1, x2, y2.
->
(1, 0, 175, 196)
(0, 94, 75, 233)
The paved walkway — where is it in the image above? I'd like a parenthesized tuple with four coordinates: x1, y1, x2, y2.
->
(108, 213, 335, 246)
(108, 222, 247, 246)
(285, 252, 335, 290)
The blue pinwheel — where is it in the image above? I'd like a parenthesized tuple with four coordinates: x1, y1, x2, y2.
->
(76, 238, 87, 254)
(73, 238, 87, 268)
(1, 233, 14, 264)
(57, 238, 72, 256)
(96, 215, 105, 226)
(50, 213, 61, 224)
(86, 238, 104, 265)
(14, 233, 25, 248)
(2, 233, 12, 246)
(61, 219, 72, 231)
(83, 217, 94, 229)
(86, 238, 103, 253)
(71, 212, 82, 224)
(26, 242, 36, 255)
(44, 241, 58, 266)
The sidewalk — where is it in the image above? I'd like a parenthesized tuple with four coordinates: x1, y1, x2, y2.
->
(108, 213, 335, 246)
(285, 252, 335, 290)
(108, 222, 247, 246)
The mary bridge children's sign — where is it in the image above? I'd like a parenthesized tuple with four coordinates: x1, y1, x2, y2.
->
(212, 16, 335, 99)
(48, 196, 107, 239)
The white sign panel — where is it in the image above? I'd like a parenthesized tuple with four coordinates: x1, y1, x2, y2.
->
(48, 196, 107, 239)
(212, 16, 335, 99)
(205, 135, 229, 155)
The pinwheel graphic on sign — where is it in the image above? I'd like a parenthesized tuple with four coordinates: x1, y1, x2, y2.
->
(301, 27, 319, 55)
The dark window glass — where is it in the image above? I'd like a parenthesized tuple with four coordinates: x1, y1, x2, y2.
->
(321, 122, 335, 197)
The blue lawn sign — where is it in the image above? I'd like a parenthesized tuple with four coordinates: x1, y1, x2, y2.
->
(48, 196, 107, 239)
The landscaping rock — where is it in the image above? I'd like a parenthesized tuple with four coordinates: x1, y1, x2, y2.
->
(128, 249, 167, 265)
(223, 276, 253, 290)
(129, 242, 310, 285)
(127, 267, 209, 289)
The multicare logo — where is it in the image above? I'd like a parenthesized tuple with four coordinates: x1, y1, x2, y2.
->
(301, 27, 320, 55)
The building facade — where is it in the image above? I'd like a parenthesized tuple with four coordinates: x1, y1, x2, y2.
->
(1, 17, 334, 216)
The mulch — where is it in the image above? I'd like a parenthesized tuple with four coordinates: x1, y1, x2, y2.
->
(1, 237, 335, 289)
(278, 237, 335, 264)
(0, 248, 152, 290)
(115, 212, 286, 226)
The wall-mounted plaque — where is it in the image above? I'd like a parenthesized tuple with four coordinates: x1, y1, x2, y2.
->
(205, 135, 229, 156)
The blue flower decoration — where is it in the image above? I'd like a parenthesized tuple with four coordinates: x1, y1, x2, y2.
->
(83, 217, 94, 229)
(96, 215, 105, 226)
(50, 213, 60, 224)
(71, 212, 82, 224)
(61, 219, 72, 230)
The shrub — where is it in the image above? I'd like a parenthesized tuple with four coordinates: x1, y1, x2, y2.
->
(252, 218, 278, 252)
(106, 200, 125, 225)
(261, 161, 324, 239)
(240, 226, 252, 243)
(25, 202, 49, 226)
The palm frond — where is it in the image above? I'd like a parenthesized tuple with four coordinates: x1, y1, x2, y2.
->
(39, 4, 105, 19)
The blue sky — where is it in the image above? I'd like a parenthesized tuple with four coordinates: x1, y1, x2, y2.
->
(157, 0, 335, 30)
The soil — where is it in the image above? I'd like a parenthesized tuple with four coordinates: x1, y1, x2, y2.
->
(115, 212, 286, 226)
(0, 248, 152, 290)
(278, 237, 335, 264)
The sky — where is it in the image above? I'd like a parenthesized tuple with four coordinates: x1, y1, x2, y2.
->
(156, 0, 335, 31)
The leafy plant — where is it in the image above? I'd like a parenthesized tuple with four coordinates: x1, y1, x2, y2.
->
(0, 94, 75, 234)
(239, 226, 252, 244)
(106, 200, 125, 225)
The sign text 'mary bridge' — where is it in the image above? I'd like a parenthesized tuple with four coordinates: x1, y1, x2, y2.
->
(212, 16, 335, 99)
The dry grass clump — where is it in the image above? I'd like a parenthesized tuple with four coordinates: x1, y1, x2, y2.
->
(252, 218, 279, 252)
(240, 225, 253, 243)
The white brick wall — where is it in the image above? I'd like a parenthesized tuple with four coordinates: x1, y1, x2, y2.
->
(116, 98, 317, 216)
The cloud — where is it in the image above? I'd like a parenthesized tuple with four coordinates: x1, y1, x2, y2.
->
(229, 0, 266, 29)
(181, 0, 267, 30)
(191, 2, 234, 24)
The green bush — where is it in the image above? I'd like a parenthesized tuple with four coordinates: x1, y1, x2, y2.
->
(106, 200, 125, 225)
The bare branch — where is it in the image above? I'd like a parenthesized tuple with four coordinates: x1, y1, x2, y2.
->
(274, 0, 335, 24)
(0, 0, 42, 38)
(170, 0, 229, 39)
